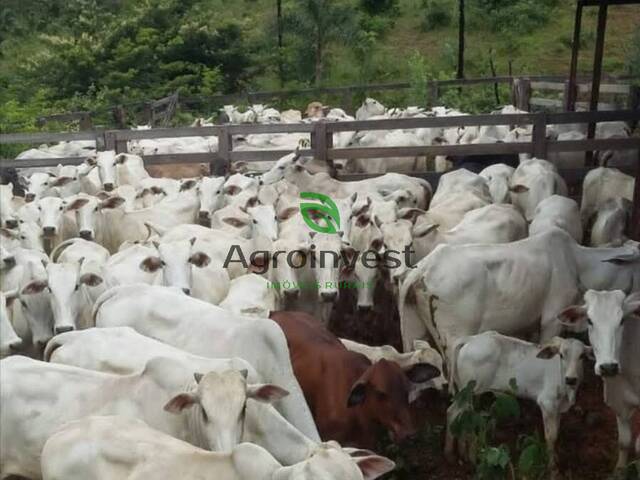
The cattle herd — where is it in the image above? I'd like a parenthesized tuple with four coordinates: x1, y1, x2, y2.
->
(0, 98, 639, 480)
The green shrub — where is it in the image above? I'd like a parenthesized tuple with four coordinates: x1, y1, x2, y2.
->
(421, 0, 454, 31)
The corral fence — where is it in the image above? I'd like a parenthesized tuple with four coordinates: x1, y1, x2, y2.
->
(31, 75, 640, 130)
(2, 110, 639, 229)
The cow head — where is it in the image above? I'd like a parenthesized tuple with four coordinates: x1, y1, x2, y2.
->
(139, 238, 211, 295)
(46, 261, 104, 334)
(164, 368, 288, 452)
(197, 176, 226, 224)
(18, 258, 54, 348)
(259, 150, 303, 186)
(557, 290, 640, 377)
(24, 171, 58, 202)
(536, 337, 592, 397)
(299, 442, 396, 480)
(37, 197, 87, 239)
(347, 215, 384, 312)
(347, 359, 440, 443)
(307, 231, 355, 303)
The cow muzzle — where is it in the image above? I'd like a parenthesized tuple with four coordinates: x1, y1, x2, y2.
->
(25, 193, 36, 202)
(103, 183, 115, 192)
(4, 218, 18, 229)
(9, 338, 23, 352)
(565, 376, 577, 387)
(55, 325, 75, 335)
(42, 226, 56, 237)
(3, 256, 16, 270)
(79, 230, 93, 241)
(599, 363, 619, 377)
(320, 291, 338, 302)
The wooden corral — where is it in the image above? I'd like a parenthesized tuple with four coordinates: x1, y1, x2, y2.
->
(2, 109, 639, 237)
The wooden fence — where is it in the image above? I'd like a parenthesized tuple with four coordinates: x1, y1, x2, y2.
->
(32, 74, 639, 130)
(1, 108, 639, 237)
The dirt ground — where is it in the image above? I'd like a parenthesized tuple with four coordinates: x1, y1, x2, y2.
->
(329, 287, 640, 480)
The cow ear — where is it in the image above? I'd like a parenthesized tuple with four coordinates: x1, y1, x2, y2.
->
(246, 384, 289, 403)
(21, 280, 49, 295)
(509, 184, 529, 194)
(194, 372, 204, 384)
(405, 363, 441, 383)
(557, 305, 588, 331)
(347, 382, 367, 407)
(79, 273, 103, 287)
(115, 154, 127, 164)
(180, 179, 197, 191)
(355, 455, 396, 480)
(163, 393, 198, 413)
(51, 176, 74, 187)
(222, 217, 249, 228)
(278, 207, 298, 221)
(5, 290, 20, 308)
(623, 292, 640, 317)
(99, 196, 125, 210)
(413, 223, 439, 238)
(189, 252, 211, 268)
(371, 237, 383, 252)
(139, 256, 164, 273)
(536, 345, 560, 359)
(65, 197, 90, 211)
(582, 346, 595, 361)
(398, 208, 425, 223)
(355, 214, 370, 228)
(85, 156, 97, 167)
(413, 339, 430, 351)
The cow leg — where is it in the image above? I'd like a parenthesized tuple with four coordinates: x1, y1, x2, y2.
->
(445, 402, 461, 462)
(539, 403, 561, 479)
(614, 412, 633, 470)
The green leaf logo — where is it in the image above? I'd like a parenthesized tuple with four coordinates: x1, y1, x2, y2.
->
(300, 192, 341, 234)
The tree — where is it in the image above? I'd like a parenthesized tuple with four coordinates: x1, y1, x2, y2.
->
(457, 0, 464, 79)
(283, 0, 359, 86)
(276, 0, 284, 87)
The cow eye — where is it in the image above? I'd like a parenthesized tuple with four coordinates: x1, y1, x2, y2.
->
(94, 206, 99, 211)
(74, 284, 79, 291)
(620, 318, 626, 326)
(587, 318, 593, 326)
(59, 206, 63, 211)
(43, 182, 48, 186)
(201, 407, 208, 422)
(216, 190, 221, 194)
(252, 219, 257, 224)
(278, 166, 285, 170)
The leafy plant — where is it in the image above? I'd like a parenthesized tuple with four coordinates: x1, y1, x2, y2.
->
(421, 0, 454, 31)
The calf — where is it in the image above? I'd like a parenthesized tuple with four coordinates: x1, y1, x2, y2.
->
(42, 416, 394, 480)
(0, 290, 22, 357)
(0, 355, 286, 479)
(446, 332, 591, 477)
(557, 290, 640, 470)
(270, 311, 441, 449)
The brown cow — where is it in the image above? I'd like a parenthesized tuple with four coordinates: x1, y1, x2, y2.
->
(270, 311, 441, 449)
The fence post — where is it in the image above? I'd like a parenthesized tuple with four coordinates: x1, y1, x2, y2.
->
(512, 77, 531, 111)
(143, 102, 153, 126)
(104, 131, 116, 152)
(531, 112, 547, 159)
(632, 149, 640, 241)
(628, 85, 640, 130)
(311, 122, 334, 175)
(112, 106, 127, 129)
(563, 80, 578, 112)
(214, 127, 232, 176)
(429, 81, 439, 106)
(78, 113, 93, 131)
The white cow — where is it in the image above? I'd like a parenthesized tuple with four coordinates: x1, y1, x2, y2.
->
(196, 176, 226, 224)
(219, 274, 279, 317)
(479, 164, 515, 204)
(381, 204, 526, 282)
(509, 159, 568, 222)
(557, 290, 640, 470)
(431, 169, 491, 209)
(445, 332, 591, 477)
(45, 327, 256, 379)
(355, 98, 386, 120)
(398, 228, 640, 358)
(529, 195, 583, 243)
(87, 151, 150, 192)
(0, 355, 287, 479)
(0, 290, 22, 357)
(590, 197, 632, 247)
(41, 416, 394, 480)
(36, 196, 82, 251)
(0, 183, 22, 229)
(580, 167, 634, 225)
(93, 284, 320, 441)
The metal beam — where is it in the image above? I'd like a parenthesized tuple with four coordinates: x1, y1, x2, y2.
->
(633, 151, 640, 240)
(566, 0, 584, 111)
(581, 0, 639, 5)
(586, 0, 609, 166)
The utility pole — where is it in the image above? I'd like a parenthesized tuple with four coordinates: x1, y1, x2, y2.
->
(457, 0, 465, 80)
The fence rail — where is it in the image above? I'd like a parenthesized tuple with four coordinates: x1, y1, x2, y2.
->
(25, 74, 639, 130)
